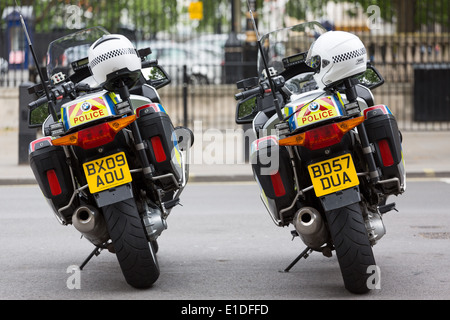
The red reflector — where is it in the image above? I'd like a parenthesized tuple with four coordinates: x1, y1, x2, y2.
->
(78, 123, 116, 149)
(46, 169, 62, 196)
(151, 136, 166, 162)
(270, 172, 286, 197)
(378, 139, 394, 167)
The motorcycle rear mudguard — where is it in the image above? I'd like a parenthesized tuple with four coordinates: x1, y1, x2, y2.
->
(93, 183, 134, 207)
(299, 133, 361, 212)
(71, 131, 138, 208)
(319, 185, 361, 212)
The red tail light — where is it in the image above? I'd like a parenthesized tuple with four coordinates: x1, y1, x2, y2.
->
(304, 124, 344, 150)
(270, 172, 286, 197)
(279, 116, 364, 150)
(151, 136, 166, 162)
(52, 115, 136, 150)
(378, 139, 394, 167)
(77, 122, 117, 149)
(46, 169, 62, 196)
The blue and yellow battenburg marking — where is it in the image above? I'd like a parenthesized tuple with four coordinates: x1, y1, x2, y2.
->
(171, 131, 182, 168)
(61, 92, 118, 130)
(284, 94, 345, 130)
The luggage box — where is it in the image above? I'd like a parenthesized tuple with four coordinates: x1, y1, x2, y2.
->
(136, 103, 182, 191)
(29, 137, 78, 221)
(363, 105, 406, 195)
(250, 136, 297, 224)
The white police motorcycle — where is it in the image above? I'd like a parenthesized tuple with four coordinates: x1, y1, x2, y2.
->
(28, 27, 192, 288)
(235, 22, 405, 294)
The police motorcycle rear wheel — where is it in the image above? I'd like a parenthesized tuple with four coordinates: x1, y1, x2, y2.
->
(325, 203, 376, 294)
(103, 198, 160, 288)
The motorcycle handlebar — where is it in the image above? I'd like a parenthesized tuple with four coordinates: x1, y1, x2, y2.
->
(29, 61, 160, 111)
(28, 96, 49, 110)
(234, 86, 263, 101)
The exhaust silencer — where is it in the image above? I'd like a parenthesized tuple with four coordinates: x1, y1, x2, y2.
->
(72, 206, 109, 246)
(293, 207, 328, 250)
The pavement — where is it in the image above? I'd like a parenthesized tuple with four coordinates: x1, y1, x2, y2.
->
(0, 128, 449, 185)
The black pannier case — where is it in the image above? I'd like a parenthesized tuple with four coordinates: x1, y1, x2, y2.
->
(136, 104, 182, 191)
(363, 105, 406, 195)
(29, 138, 77, 220)
(251, 136, 297, 224)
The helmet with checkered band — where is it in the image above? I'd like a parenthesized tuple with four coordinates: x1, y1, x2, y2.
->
(88, 34, 141, 86)
(305, 31, 367, 90)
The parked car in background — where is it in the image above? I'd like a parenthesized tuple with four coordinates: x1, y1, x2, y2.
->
(186, 33, 246, 53)
(137, 40, 224, 85)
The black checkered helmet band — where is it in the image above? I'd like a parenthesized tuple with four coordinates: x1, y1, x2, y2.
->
(90, 48, 138, 68)
(332, 47, 367, 64)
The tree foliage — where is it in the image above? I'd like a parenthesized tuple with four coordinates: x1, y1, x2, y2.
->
(3, 0, 178, 34)
(285, 0, 450, 32)
(4, 0, 448, 35)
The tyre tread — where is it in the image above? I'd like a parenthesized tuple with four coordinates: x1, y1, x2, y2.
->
(103, 198, 159, 288)
(326, 203, 376, 294)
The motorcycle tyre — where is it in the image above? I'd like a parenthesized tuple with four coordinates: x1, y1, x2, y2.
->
(325, 203, 376, 294)
(103, 198, 160, 288)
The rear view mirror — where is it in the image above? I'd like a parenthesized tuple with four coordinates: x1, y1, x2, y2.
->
(29, 102, 49, 128)
(356, 64, 384, 90)
(236, 96, 258, 124)
(141, 65, 171, 89)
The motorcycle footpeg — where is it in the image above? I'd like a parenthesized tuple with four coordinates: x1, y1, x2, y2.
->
(164, 197, 180, 210)
(378, 202, 397, 214)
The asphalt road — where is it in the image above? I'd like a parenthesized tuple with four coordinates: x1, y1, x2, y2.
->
(0, 179, 449, 302)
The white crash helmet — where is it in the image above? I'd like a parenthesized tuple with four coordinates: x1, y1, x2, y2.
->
(306, 31, 367, 89)
(88, 34, 141, 85)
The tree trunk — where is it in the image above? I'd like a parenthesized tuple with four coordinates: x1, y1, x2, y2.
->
(395, 0, 416, 33)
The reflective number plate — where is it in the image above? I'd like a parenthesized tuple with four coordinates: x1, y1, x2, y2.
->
(83, 152, 132, 194)
(308, 154, 359, 197)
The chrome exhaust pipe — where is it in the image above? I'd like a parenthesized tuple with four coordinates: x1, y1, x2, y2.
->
(72, 206, 109, 246)
(293, 207, 328, 250)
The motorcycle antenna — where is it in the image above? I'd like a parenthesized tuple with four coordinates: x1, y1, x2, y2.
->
(14, 0, 58, 122)
(246, 1, 284, 122)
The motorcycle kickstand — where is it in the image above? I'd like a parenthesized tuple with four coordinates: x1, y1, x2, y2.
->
(79, 246, 103, 271)
(280, 246, 312, 273)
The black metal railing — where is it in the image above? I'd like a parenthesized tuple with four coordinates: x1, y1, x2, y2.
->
(1, 0, 449, 131)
